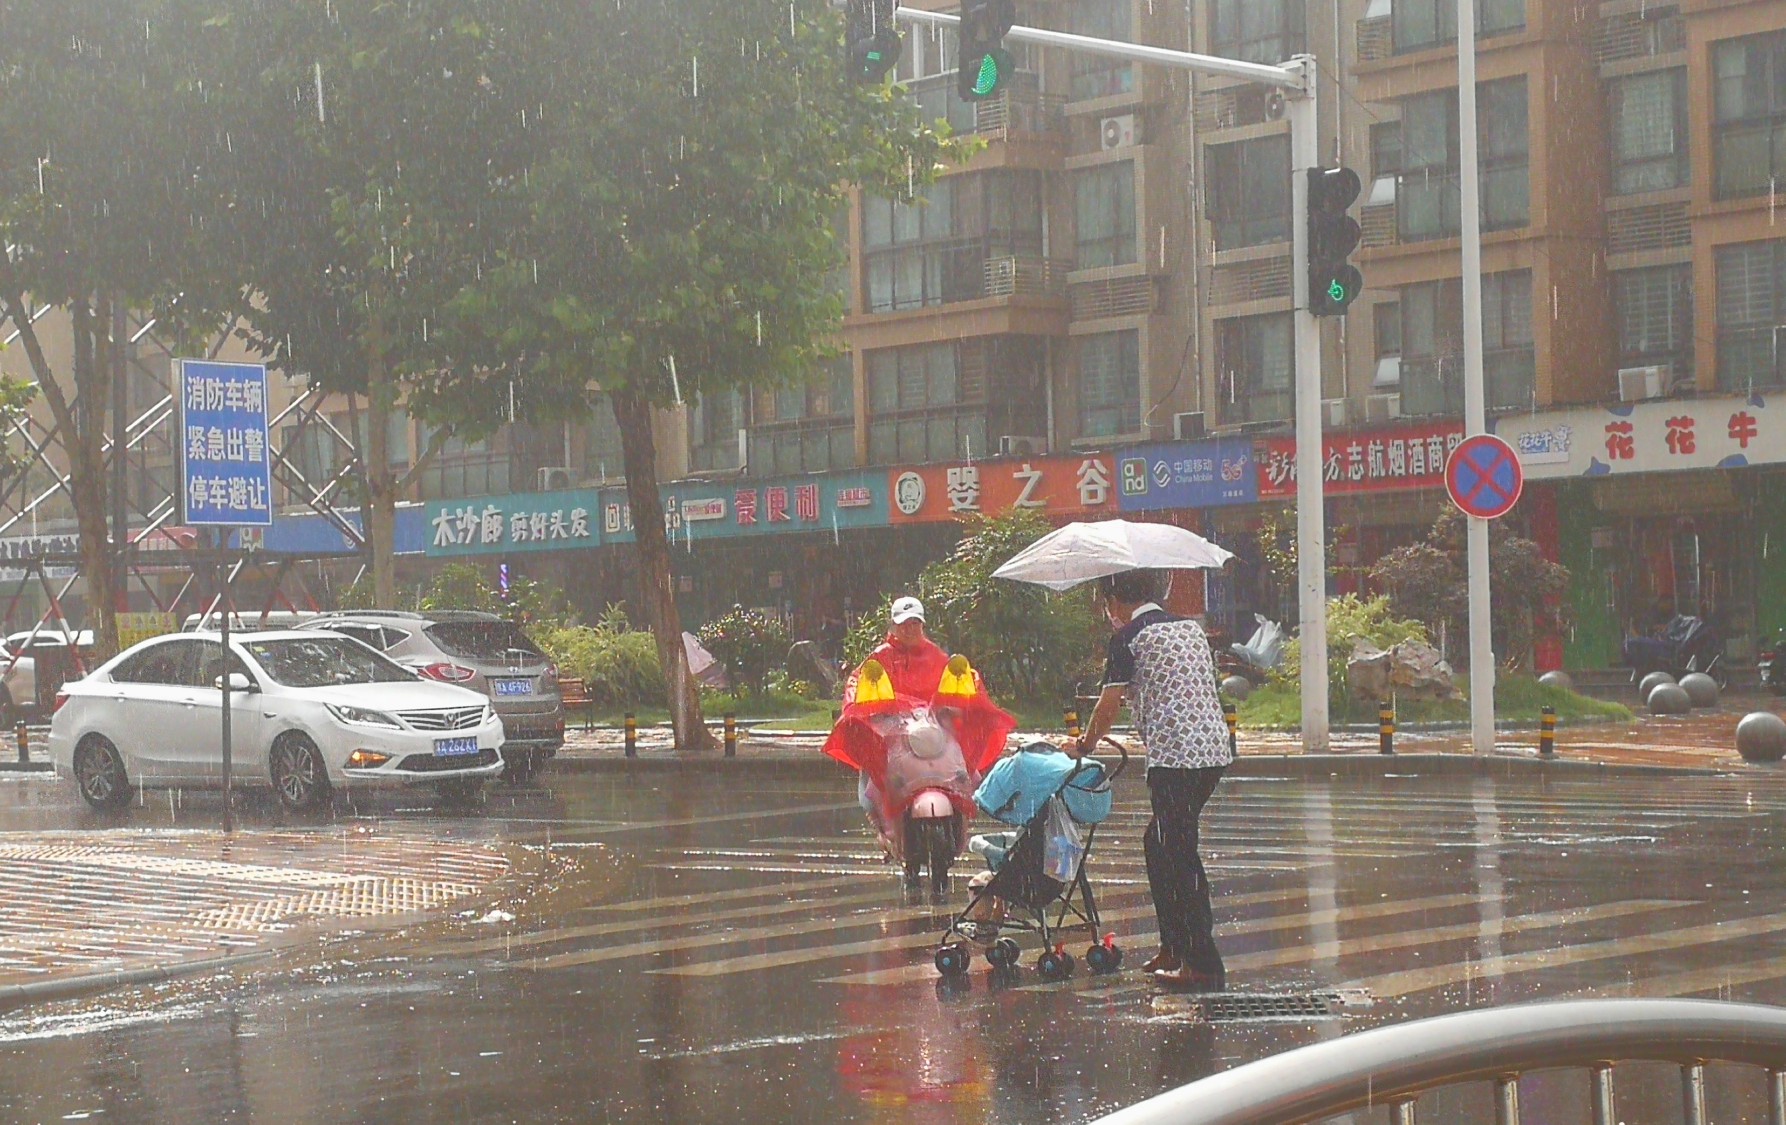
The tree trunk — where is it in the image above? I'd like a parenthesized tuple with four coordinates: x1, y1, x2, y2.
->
(70, 302, 119, 659)
(611, 386, 714, 752)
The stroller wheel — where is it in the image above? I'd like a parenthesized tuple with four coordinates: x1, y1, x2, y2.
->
(1086, 942, 1122, 975)
(934, 942, 972, 978)
(986, 937, 1021, 968)
(1037, 949, 1074, 982)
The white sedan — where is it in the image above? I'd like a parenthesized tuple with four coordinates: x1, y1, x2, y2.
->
(49, 630, 506, 812)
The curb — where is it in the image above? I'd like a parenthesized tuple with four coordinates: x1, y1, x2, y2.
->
(0, 761, 52, 773)
(545, 749, 1726, 780)
(0, 949, 275, 1012)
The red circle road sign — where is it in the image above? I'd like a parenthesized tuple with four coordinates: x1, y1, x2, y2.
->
(1445, 434, 1524, 519)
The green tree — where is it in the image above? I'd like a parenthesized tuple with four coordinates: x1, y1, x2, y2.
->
(698, 606, 790, 696)
(1371, 508, 1570, 667)
(0, 0, 241, 658)
(444, 0, 964, 749)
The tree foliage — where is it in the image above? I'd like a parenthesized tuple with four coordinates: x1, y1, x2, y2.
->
(1274, 594, 1431, 703)
(698, 606, 790, 696)
(1371, 509, 1570, 667)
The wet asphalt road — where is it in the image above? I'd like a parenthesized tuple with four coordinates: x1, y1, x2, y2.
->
(2, 765, 1786, 1122)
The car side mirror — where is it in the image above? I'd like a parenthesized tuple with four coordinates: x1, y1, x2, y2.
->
(217, 672, 256, 693)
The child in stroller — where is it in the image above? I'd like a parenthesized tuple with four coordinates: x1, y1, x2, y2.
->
(933, 739, 1129, 982)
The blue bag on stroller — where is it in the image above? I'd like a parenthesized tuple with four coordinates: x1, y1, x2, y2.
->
(934, 739, 1128, 981)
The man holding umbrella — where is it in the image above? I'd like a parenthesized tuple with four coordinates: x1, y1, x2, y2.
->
(1063, 568, 1232, 990)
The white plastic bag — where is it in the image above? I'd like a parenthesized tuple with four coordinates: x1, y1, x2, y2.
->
(1041, 796, 1085, 883)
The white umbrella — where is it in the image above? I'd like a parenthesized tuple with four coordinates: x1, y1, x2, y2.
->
(991, 519, 1235, 591)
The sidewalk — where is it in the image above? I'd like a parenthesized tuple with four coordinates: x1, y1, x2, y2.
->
(553, 697, 1779, 776)
(0, 826, 514, 1008)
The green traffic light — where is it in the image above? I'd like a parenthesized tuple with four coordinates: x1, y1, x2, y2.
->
(971, 53, 1002, 96)
(1328, 279, 1347, 301)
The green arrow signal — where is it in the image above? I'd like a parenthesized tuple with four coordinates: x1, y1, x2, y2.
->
(971, 53, 1001, 96)
(1328, 278, 1347, 301)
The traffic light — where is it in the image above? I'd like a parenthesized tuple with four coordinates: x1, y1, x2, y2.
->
(1306, 166, 1363, 317)
(847, 0, 902, 85)
(957, 0, 1016, 101)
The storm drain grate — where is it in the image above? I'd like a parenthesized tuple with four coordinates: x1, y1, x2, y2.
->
(1169, 989, 1375, 1024)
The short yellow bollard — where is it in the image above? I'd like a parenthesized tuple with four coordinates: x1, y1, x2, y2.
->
(1539, 706, 1557, 758)
(1222, 702, 1239, 756)
(13, 720, 25, 764)
(1065, 709, 1081, 740)
(723, 713, 738, 757)
(1378, 701, 1396, 756)
(624, 712, 637, 758)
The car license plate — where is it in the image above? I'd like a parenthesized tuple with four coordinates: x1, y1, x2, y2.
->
(493, 678, 533, 697)
(434, 737, 479, 758)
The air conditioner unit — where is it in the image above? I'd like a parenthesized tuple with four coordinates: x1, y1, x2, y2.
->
(1099, 114, 1137, 151)
(1173, 411, 1207, 442)
(1365, 393, 1402, 423)
(1617, 364, 1672, 403)
(1323, 398, 1348, 428)
(537, 466, 574, 492)
(998, 434, 1047, 457)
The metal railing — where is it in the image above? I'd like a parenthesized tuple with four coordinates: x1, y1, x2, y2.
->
(1094, 998, 1786, 1125)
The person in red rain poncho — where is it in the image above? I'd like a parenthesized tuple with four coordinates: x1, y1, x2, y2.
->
(822, 597, 1016, 863)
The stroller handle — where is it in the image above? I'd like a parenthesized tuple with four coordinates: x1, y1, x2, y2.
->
(1084, 735, 1130, 781)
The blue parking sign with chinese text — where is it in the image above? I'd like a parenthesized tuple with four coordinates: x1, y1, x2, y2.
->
(179, 360, 272, 527)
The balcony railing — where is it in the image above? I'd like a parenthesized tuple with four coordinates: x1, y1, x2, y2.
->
(906, 72, 1064, 140)
(865, 237, 1069, 313)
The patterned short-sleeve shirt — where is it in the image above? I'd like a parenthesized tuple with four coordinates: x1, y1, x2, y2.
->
(1104, 605, 1233, 770)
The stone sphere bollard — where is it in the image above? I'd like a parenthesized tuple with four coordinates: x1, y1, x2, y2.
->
(1221, 675, 1252, 701)
(1638, 671, 1677, 699)
(1647, 682, 1692, 716)
(1538, 670, 1573, 693)
(1737, 712, 1786, 762)
(1678, 672, 1721, 709)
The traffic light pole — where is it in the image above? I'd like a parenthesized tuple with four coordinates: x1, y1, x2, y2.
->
(890, 6, 1332, 748)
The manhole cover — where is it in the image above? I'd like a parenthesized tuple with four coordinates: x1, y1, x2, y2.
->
(1154, 989, 1375, 1024)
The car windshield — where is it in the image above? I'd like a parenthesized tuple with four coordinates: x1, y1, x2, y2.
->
(425, 621, 545, 662)
(244, 637, 415, 688)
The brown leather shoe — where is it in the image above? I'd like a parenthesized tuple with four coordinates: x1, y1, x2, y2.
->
(1153, 965, 1225, 992)
(1140, 950, 1181, 974)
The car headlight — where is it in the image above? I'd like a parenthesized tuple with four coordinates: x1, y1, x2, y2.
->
(326, 704, 403, 729)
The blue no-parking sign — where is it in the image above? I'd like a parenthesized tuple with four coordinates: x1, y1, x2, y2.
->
(1445, 433, 1523, 520)
(179, 359, 272, 527)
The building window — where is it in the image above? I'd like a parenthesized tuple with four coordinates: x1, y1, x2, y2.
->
(1217, 313, 1294, 425)
(1210, 0, 1305, 64)
(1716, 240, 1786, 392)
(418, 431, 509, 500)
(1400, 271, 1534, 415)
(1713, 31, 1786, 200)
(1398, 78, 1528, 242)
(583, 396, 626, 482)
(1075, 162, 1137, 268)
(1613, 265, 1694, 383)
(1371, 121, 1403, 180)
(866, 343, 986, 463)
(1206, 135, 1292, 250)
(1069, 0, 1134, 101)
(1394, 0, 1523, 53)
(1078, 331, 1141, 438)
(1374, 301, 1402, 388)
(862, 172, 1043, 312)
(689, 389, 744, 473)
(1610, 70, 1688, 195)
(755, 359, 857, 476)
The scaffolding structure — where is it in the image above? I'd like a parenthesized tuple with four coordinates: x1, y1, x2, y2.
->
(0, 304, 368, 684)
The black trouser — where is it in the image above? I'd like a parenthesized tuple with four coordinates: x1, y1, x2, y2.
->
(1144, 765, 1226, 974)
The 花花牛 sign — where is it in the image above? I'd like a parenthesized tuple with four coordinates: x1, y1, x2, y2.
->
(1493, 396, 1786, 479)
(179, 360, 272, 527)
(425, 490, 597, 557)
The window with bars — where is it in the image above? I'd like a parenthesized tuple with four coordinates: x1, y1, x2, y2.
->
(1713, 31, 1786, 200)
(755, 360, 857, 476)
(1610, 70, 1689, 195)
(865, 343, 986, 464)
(1206, 135, 1292, 250)
(1400, 271, 1534, 415)
(1076, 162, 1137, 268)
(1078, 331, 1141, 437)
(1398, 79, 1528, 241)
(1716, 240, 1786, 392)
(1211, 0, 1305, 65)
(1374, 302, 1403, 388)
(689, 389, 745, 473)
(1394, 0, 1523, 53)
(862, 173, 1043, 311)
(583, 396, 626, 482)
(1217, 313, 1294, 425)
(1614, 265, 1694, 380)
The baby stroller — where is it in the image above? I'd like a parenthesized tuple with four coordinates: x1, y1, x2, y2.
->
(1622, 614, 1727, 687)
(933, 738, 1128, 982)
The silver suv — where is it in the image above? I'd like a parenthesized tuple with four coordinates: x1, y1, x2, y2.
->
(300, 610, 564, 777)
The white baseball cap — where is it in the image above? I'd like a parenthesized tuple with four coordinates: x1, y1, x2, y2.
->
(890, 596, 926, 624)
